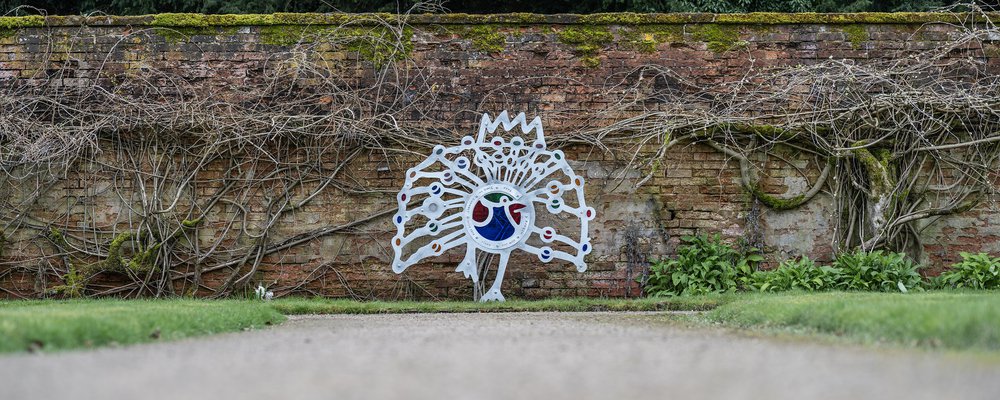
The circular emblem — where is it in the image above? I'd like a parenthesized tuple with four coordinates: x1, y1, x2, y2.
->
(463, 183, 534, 251)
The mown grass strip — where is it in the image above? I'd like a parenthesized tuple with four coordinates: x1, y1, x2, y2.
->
(270, 296, 727, 314)
(0, 299, 284, 353)
(6, 291, 1000, 354)
(0, 296, 723, 353)
(703, 291, 1000, 351)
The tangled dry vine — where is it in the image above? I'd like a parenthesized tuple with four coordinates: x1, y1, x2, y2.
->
(575, 6, 1000, 259)
(1, 5, 998, 298)
(0, 6, 456, 298)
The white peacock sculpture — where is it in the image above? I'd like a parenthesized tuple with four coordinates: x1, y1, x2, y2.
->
(390, 111, 594, 302)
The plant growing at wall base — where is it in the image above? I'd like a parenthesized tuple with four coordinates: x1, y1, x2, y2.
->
(51, 264, 85, 298)
(935, 252, 1000, 289)
(753, 256, 841, 292)
(832, 250, 922, 292)
(645, 234, 762, 296)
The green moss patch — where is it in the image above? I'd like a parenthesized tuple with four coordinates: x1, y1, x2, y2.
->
(690, 23, 746, 53)
(748, 183, 807, 211)
(579, 13, 710, 25)
(557, 25, 613, 67)
(424, 12, 549, 25)
(333, 25, 413, 66)
(150, 13, 397, 27)
(0, 15, 43, 40)
(150, 13, 209, 27)
(851, 142, 894, 193)
(0, 15, 45, 29)
(258, 24, 319, 45)
(447, 25, 507, 53)
(842, 24, 869, 48)
(713, 12, 957, 25)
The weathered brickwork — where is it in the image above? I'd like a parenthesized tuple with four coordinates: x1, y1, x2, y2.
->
(1, 13, 998, 299)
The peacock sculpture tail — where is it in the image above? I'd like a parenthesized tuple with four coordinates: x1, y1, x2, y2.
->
(391, 111, 594, 302)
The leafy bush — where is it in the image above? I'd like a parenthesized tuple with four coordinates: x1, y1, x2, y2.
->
(753, 257, 841, 292)
(645, 239, 941, 296)
(645, 234, 762, 297)
(936, 252, 1000, 289)
(832, 250, 922, 292)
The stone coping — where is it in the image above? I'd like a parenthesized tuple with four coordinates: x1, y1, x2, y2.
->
(0, 11, 993, 29)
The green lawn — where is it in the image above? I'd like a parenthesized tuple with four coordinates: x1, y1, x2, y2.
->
(3, 291, 999, 354)
(0, 299, 284, 353)
(700, 291, 1000, 351)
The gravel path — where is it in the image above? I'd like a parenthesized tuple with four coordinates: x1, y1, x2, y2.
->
(2, 312, 999, 400)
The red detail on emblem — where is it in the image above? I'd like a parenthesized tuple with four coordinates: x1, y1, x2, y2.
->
(508, 203, 526, 225)
(586, 209, 592, 218)
(472, 201, 489, 223)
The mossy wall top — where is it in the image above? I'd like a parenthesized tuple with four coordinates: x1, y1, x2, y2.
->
(2, 12, 991, 68)
(0, 11, 991, 28)
(1, 12, 989, 65)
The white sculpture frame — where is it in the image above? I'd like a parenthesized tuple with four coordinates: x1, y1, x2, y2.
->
(391, 111, 594, 302)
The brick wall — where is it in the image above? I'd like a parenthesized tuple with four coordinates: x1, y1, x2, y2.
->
(1, 13, 998, 299)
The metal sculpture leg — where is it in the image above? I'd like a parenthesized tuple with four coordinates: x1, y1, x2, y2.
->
(480, 251, 510, 302)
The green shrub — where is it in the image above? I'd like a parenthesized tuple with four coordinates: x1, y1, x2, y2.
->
(753, 257, 841, 292)
(645, 234, 762, 297)
(833, 250, 922, 292)
(936, 252, 1000, 289)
